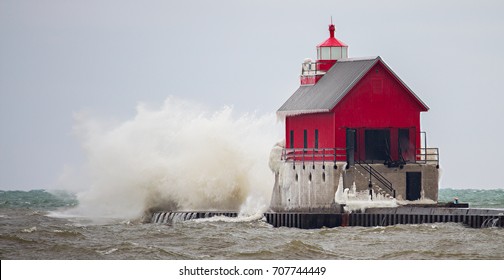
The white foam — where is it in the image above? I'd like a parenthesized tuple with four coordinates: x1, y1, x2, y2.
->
(21, 226, 37, 233)
(268, 140, 284, 173)
(96, 248, 118, 255)
(61, 97, 282, 220)
(190, 213, 263, 223)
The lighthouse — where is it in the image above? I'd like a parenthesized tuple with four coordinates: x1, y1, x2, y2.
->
(270, 23, 440, 212)
(149, 23, 504, 229)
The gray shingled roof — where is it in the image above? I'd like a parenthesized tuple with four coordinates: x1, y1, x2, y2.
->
(277, 56, 428, 118)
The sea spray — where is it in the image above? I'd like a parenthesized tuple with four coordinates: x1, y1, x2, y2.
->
(334, 174, 345, 203)
(66, 97, 281, 220)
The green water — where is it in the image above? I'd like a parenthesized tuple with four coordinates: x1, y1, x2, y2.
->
(437, 188, 504, 208)
(2, 188, 502, 211)
(0, 189, 78, 210)
(0, 188, 503, 260)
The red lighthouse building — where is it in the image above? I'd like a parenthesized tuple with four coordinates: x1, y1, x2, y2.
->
(279, 24, 430, 166)
(270, 23, 439, 211)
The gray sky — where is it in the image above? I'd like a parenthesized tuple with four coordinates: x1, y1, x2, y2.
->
(1, 0, 503, 190)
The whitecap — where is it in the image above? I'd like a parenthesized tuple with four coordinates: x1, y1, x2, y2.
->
(21, 226, 37, 233)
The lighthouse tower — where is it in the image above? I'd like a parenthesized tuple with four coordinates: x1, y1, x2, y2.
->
(300, 23, 348, 85)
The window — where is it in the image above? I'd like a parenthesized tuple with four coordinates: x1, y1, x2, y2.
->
(341, 47, 348, 58)
(314, 129, 319, 149)
(330, 47, 341, 60)
(320, 47, 330, 60)
(303, 129, 308, 149)
(289, 130, 294, 149)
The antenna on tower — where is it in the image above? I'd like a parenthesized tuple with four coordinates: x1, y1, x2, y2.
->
(328, 16, 335, 37)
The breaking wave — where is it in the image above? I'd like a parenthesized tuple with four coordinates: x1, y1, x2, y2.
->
(63, 97, 281, 219)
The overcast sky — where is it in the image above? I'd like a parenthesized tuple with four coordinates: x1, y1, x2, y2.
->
(1, 0, 503, 190)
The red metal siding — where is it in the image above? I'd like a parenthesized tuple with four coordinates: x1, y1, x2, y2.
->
(300, 75, 324, 85)
(286, 112, 334, 149)
(284, 61, 424, 162)
(315, 60, 336, 72)
(333, 63, 423, 158)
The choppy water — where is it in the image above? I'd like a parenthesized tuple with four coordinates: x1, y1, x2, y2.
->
(1, 189, 503, 260)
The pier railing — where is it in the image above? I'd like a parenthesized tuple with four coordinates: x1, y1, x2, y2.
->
(418, 131, 440, 166)
(281, 147, 439, 167)
(281, 148, 347, 166)
(417, 147, 440, 166)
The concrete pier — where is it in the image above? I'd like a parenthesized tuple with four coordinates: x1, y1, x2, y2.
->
(264, 212, 503, 229)
(150, 211, 238, 224)
(269, 160, 440, 213)
(150, 206, 504, 229)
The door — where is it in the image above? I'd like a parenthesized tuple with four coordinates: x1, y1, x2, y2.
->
(406, 172, 422, 201)
(365, 129, 391, 162)
(346, 128, 356, 166)
(399, 128, 412, 162)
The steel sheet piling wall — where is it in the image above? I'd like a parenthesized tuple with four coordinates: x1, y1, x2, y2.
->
(151, 211, 504, 229)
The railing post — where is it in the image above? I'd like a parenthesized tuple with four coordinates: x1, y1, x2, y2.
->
(322, 148, 325, 169)
(312, 148, 315, 169)
(333, 148, 337, 169)
(302, 148, 305, 169)
(292, 149, 296, 169)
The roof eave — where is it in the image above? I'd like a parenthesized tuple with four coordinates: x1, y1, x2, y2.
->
(376, 58, 430, 111)
(276, 109, 330, 120)
(316, 38, 348, 48)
